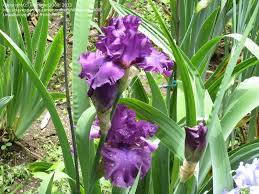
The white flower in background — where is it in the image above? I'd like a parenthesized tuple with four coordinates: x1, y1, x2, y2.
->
(223, 158, 259, 194)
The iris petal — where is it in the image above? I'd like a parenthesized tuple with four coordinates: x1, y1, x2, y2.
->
(106, 105, 158, 145)
(96, 15, 153, 68)
(91, 60, 125, 89)
(79, 52, 104, 84)
(102, 144, 151, 188)
(136, 48, 174, 77)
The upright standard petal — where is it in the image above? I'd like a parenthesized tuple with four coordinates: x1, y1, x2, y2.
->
(102, 145, 151, 188)
(120, 32, 152, 68)
(96, 15, 152, 68)
(136, 48, 174, 77)
(109, 15, 141, 32)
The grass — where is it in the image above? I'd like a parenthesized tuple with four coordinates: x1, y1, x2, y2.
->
(0, 164, 31, 193)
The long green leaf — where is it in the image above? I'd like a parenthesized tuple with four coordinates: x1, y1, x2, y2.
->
(38, 172, 55, 194)
(191, 36, 223, 68)
(147, 0, 196, 126)
(112, 187, 129, 194)
(16, 0, 33, 60)
(227, 33, 259, 59)
(146, 72, 169, 194)
(40, 28, 64, 85)
(199, 140, 259, 193)
(207, 57, 259, 95)
(195, 8, 219, 51)
(198, 77, 259, 188)
(0, 96, 13, 109)
(205, 3, 259, 193)
(146, 73, 167, 114)
(34, 0, 49, 73)
(229, 140, 259, 169)
(31, 0, 38, 12)
(221, 77, 259, 139)
(76, 106, 100, 194)
(72, 0, 95, 123)
(129, 76, 149, 104)
(128, 170, 141, 194)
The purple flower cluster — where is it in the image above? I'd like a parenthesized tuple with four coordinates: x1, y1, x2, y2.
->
(79, 15, 173, 113)
(223, 158, 259, 194)
(90, 105, 159, 188)
(184, 121, 208, 163)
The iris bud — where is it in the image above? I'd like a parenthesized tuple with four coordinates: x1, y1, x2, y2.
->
(180, 121, 208, 182)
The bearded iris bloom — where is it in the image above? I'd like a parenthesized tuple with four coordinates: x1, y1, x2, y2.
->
(223, 158, 259, 194)
(79, 15, 173, 120)
(90, 105, 159, 188)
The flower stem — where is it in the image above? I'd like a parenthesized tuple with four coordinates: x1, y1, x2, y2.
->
(89, 94, 122, 193)
(63, 1, 80, 193)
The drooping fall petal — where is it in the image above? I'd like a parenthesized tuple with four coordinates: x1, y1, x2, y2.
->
(102, 145, 151, 188)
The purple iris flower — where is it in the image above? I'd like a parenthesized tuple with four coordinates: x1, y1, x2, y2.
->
(79, 15, 174, 113)
(223, 158, 259, 194)
(184, 121, 208, 163)
(79, 51, 123, 113)
(90, 105, 159, 188)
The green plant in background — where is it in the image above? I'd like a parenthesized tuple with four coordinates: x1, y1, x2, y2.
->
(0, 0, 77, 192)
(0, 0, 64, 140)
(0, 164, 31, 193)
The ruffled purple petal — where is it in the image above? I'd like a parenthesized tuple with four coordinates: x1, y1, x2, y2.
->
(91, 60, 125, 89)
(222, 188, 240, 194)
(106, 105, 158, 145)
(109, 15, 141, 31)
(223, 158, 259, 194)
(79, 52, 105, 84)
(136, 48, 174, 77)
(121, 33, 152, 67)
(96, 15, 152, 68)
(233, 158, 259, 188)
(137, 120, 158, 137)
(102, 144, 151, 188)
